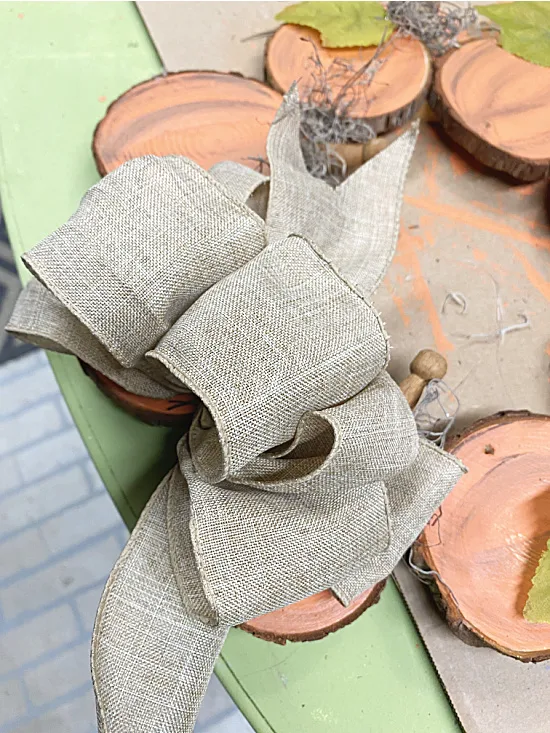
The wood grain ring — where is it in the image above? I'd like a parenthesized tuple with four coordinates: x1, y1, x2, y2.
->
(430, 38, 550, 181)
(240, 581, 386, 644)
(93, 70, 283, 175)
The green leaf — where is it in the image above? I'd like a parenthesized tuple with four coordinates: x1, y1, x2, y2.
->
(478, 1, 550, 67)
(275, 1, 393, 48)
(524, 538, 550, 624)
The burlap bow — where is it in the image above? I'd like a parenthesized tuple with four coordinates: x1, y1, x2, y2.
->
(8, 89, 465, 733)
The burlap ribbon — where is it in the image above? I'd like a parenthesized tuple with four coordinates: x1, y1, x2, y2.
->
(8, 89, 465, 732)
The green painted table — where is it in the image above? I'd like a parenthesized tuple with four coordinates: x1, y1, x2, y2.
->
(0, 3, 460, 731)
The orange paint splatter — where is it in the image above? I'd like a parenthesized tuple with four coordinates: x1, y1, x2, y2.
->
(511, 246, 550, 302)
(395, 226, 454, 354)
(473, 248, 487, 262)
(470, 197, 547, 233)
(449, 151, 469, 178)
(98, 95, 107, 103)
(489, 260, 510, 279)
(405, 195, 550, 253)
(17, 12, 24, 19)
(422, 146, 441, 202)
(419, 215, 435, 247)
(384, 281, 411, 328)
(546, 344, 550, 358)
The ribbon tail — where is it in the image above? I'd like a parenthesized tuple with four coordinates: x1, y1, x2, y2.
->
(265, 86, 419, 297)
(331, 439, 466, 605)
(92, 470, 228, 733)
(332, 122, 420, 296)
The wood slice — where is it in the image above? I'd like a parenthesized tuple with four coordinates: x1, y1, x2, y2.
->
(265, 24, 432, 135)
(430, 38, 550, 182)
(417, 411, 550, 662)
(93, 70, 283, 175)
(80, 362, 198, 427)
(240, 582, 386, 644)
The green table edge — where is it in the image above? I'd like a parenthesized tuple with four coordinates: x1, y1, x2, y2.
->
(0, 3, 461, 732)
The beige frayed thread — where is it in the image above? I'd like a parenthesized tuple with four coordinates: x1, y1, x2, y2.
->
(441, 291, 468, 315)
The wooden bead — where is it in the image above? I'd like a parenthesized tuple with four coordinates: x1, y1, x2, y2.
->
(399, 349, 448, 409)
(410, 349, 448, 381)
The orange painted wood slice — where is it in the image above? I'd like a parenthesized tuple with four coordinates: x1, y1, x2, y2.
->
(80, 362, 198, 427)
(240, 581, 386, 644)
(418, 411, 550, 662)
(265, 24, 431, 135)
(93, 70, 283, 175)
(430, 38, 550, 181)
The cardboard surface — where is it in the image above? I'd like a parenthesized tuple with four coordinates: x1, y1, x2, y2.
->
(375, 126, 550, 432)
(101, 4, 550, 731)
(137, 1, 288, 79)
(394, 564, 550, 733)
(379, 129, 550, 733)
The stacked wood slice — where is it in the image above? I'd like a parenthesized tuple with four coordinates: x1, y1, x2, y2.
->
(240, 582, 386, 644)
(90, 71, 282, 425)
(80, 362, 198, 428)
(265, 24, 432, 136)
(93, 70, 283, 175)
(430, 38, 550, 181)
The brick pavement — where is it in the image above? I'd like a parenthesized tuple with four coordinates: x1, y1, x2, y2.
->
(0, 350, 251, 733)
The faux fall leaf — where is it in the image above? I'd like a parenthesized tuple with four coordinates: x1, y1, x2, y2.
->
(479, 1, 550, 68)
(275, 1, 393, 48)
(524, 538, 550, 624)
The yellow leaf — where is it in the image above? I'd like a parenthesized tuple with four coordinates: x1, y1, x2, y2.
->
(276, 1, 392, 48)
(479, 1, 550, 67)
(524, 538, 550, 624)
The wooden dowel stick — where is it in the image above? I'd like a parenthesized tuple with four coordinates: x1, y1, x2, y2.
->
(399, 349, 447, 410)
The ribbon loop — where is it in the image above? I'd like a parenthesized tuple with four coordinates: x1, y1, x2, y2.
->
(150, 235, 389, 482)
(23, 155, 266, 367)
(233, 371, 419, 492)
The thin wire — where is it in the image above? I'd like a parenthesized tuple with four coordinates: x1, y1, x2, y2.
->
(386, 1, 480, 55)
(413, 378, 459, 449)
(441, 291, 468, 314)
(415, 507, 443, 549)
(406, 547, 462, 611)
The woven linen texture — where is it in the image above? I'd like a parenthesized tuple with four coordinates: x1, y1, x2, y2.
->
(92, 472, 227, 733)
(149, 235, 389, 482)
(266, 87, 419, 297)
(22, 155, 266, 367)
(7, 88, 466, 732)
